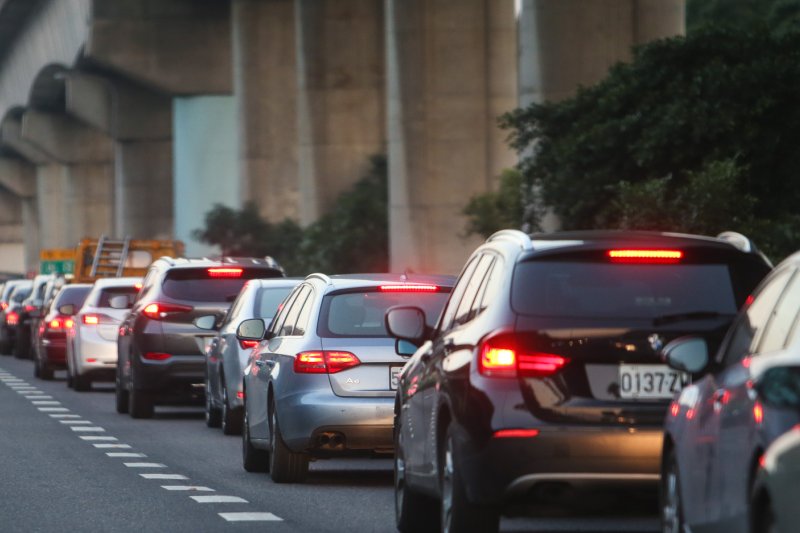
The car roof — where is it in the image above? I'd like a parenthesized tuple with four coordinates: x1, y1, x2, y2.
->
(153, 256, 284, 272)
(90, 276, 142, 289)
(247, 277, 304, 289)
(304, 273, 457, 292)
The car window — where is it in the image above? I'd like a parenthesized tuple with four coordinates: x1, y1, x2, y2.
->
(270, 286, 303, 337)
(475, 256, 504, 314)
(162, 268, 280, 303)
(280, 286, 310, 336)
(254, 286, 295, 319)
(757, 269, 800, 354)
(293, 289, 315, 336)
(53, 286, 92, 311)
(454, 255, 494, 326)
(438, 255, 480, 333)
(97, 286, 139, 308)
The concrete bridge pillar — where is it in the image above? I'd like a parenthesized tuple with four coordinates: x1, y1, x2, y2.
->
(387, 0, 518, 274)
(232, 0, 299, 223)
(0, 157, 36, 272)
(295, 0, 386, 225)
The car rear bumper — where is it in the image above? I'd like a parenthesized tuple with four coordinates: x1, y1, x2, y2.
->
(134, 354, 205, 400)
(40, 339, 66, 366)
(74, 330, 118, 379)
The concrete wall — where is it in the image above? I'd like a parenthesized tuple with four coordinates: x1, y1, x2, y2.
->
(173, 96, 239, 257)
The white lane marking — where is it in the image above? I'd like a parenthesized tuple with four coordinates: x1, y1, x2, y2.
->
(123, 463, 165, 468)
(38, 407, 69, 412)
(24, 395, 52, 399)
(70, 426, 106, 432)
(93, 444, 131, 449)
(191, 496, 248, 504)
(160, 486, 214, 491)
(49, 414, 80, 418)
(10, 386, 35, 389)
(17, 390, 42, 394)
(31, 401, 61, 405)
(141, 474, 188, 480)
(219, 513, 282, 522)
(107, 453, 147, 458)
(79, 436, 117, 441)
(60, 420, 92, 425)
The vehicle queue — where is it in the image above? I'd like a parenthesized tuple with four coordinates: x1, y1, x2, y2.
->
(1, 228, 799, 533)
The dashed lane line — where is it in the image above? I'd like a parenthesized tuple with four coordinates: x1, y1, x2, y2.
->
(60, 420, 92, 425)
(161, 486, 215, 492)
(93, 444, 131, 449)
(140, 474, 188, 480)
(219, 513, 282, 522)
(191, 496, 248, 504)
(49, 414, 80, 418)
(38, 407, 69, 412)
(24, 395, 53, 399)
(123, 463, 166, 468)
(107, 453, 147, 458)
(70, 426, 106, 432)
(79, 436, 117, 441)
(32, 401, 61, 405)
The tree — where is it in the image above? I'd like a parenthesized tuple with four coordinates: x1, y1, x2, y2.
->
(687, 0, 800, 35)
(462, 169, 526, 238)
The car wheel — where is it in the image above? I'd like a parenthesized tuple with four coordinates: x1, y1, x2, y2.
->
(440, 425, 499, 533)
(65, 359, 74, 388)
(269, 403, 308, 483)
(33, 355, 40, 378)
(242, 407, 269, 473)
(205, 376, 222, 428)
(73, 373, 91, 392)
(38, 355, 53, 381)
(221, 384, 243, 436)
(129, 382, 154, 419)
(661, 449, 685, 533)
(115, 376, 129, 414)
(395, 423, 438, 532)
(0, 337, 12, 355)
(13, 336, 28, 359)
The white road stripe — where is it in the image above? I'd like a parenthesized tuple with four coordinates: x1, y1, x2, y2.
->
(93, 444, 131, 449)
(31, 401, 61, 405)
(49, 414, 80, 418)
(17, 390, 43, 394)
(191, 496, 248, 504)
(219, 513, 282, 522)
(141, 474, 188, 480)
(38, 407, 69, 412)
(24, 395, 52, 399)
(70, 426, 106, 432)
(123, 463, 165, 468)
(10, 386, 34, 389)
(60, 420, 92, 425)
(160, 486, 214, 491)
(107, 453, 146, 458)
(79, 436, 117, 441)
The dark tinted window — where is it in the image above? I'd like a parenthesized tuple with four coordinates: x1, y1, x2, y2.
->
(98, 287, 140, 307)
(254, 287, 295, 319)
(11, 287, 31, 302)
(53, 286, 92, 310)
(320, 289, 450, 338)
(513, 261, 740, 319)
(161, 268, 282, 303)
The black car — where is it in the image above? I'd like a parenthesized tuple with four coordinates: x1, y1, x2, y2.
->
(385, 229, 772, 533)
(15, 274, 53, 359)
(116, 257, 285, 418)
(1, 280, 33, 356)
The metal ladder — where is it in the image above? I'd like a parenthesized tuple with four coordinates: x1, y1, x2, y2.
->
(90, 235, 131, 277)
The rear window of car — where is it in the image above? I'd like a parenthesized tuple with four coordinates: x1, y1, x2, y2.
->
(98, 287, 140, 307)
(162, 268, 283, 303)
(512, 260, 753, 319)
(53, 286, 92, 309)
(254, 287, 294, 318)
(11, 287, 32, 302)
(319, 289, 450, 338)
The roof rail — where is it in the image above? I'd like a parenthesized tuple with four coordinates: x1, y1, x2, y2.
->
(306, 273, 332, 285)
(487, 229, 533, 251)
(716, 231, 753, 253)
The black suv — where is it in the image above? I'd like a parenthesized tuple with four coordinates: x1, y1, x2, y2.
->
(116, 257, 284, 418)
(385, 230, 772, 533)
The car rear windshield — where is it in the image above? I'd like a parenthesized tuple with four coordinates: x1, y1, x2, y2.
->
(11, 288, 31, 302)
(319, 289, 450, 338)
(512, 261, 742, 319)
(162, 268, 283, 303)
(98, 287, 139, 307)
(254, 287, 294, 318)
(53, 286, 92, 309)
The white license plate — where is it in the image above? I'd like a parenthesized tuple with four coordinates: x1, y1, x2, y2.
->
(390, 366, 404, 390)
(619, 365, 688, 399)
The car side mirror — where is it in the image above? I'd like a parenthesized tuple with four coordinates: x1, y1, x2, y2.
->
(661, 336, 708, 374)
(755, 366, 800, 409)
(58, 303, 76, 316)
(237, 318, 266, 341)
(385, 306, 427, 344)
(194, 315, 218, 331)
(108, 295, 130, 309)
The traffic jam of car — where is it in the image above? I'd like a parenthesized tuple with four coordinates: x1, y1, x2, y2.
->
(2, 229, 798, 533)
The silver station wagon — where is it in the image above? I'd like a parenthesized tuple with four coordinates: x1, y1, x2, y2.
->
(238, 273, 454, 483)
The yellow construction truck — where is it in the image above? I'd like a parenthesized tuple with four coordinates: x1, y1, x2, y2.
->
(40, 236, 184, 282)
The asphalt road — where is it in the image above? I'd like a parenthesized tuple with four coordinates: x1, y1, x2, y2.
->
(0, 355, 659, 533)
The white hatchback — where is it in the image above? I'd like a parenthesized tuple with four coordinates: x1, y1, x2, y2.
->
(66, 277, 141, 391)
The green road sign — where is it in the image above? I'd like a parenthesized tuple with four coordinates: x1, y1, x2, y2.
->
(41, 260, 75, 275)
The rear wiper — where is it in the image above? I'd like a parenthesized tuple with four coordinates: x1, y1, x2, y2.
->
(652, 311, 733, 326)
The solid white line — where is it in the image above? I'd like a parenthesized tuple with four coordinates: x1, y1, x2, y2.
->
(93, 443, 131, 449)
(160, 486, 214, 491)
(107, 453, 146, 458)
(38, 407, 69, 412)
(141, 474, 188, 480)
(123, 462, 165, 468)
(49, 414, 80, 418)
(191, 496, 248, 504)
(60, 420, 92, 425)
(31, 401, 61, 405)
(79, 436, 117, 441)
(218, 513, 282, 522)
(70, 426, 105, 432)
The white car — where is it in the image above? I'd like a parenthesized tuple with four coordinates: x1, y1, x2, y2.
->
(66, 277, 141, 391)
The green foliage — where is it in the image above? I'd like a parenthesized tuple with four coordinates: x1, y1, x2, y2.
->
(501, 27, 800, 261)
(687, 0, 800, 35)
(462, 169, 526, 238)
(193, 155, 388, 276)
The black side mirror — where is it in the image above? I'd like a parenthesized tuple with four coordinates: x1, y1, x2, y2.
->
(237, 318, 266, 341)
(58, 303, 76, 316)
(755, 366, 800, 409)
(661, 336, 709, 374)
(385, 306, 427, 345)
(194, 315, 218, 331)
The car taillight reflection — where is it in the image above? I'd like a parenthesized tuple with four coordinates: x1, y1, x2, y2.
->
(239, 339, 259, 350)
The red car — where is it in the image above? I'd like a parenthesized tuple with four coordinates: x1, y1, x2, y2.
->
(34, 284, 92, 380)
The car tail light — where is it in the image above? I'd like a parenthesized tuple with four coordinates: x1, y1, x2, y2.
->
(607, 249, 683, 264)
(134, 282, 143, 290)
(478, 333, 569, 378)
(239, 339, 259, 350)
(0, 302, 7, 311)
(493, 429, 539, 438)
(753, 401, 764, 425)
(6, 311, 19, 326)
(47, 316, 69, 331)
(142, 302, 193, 320)
(294, 351, 361, 374)
(24, 305, 37, 312)
(379, 284, 439, 292)
(207, 267, 243, 278)
(237, 391, 244, 400)
(82, 313, 115, 326)
(143, 352, 171, 361)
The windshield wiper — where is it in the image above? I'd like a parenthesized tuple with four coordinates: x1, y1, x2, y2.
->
(652, 311, 734, 326)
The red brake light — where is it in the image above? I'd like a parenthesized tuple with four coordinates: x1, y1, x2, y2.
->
(480, 344, 517, 378)
(379, 284, 439, 292)
(294, 351, 361, 374)
(83, 314, 100, 325)
(478, 333, 569, 378)
(0, 302, 7, 310)
(143, 352, 171, 361)
(142, 302, 193, 320)
(239, 339, 259, 350)
(207, 267, 243, 278)
(493, 429, 540, 438)
(24, 305, 36, 312)
(48, 317, 69, 330)
(607, 249, 683, 263)
(6, 311, 19, 326)
(754, 401, 764, 425)
(134, 282, 143, 290)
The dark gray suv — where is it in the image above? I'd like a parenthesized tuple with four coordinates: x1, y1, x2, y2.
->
(116, 257, 285, 418)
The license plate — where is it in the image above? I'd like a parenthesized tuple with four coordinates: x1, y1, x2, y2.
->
(390, 366, 404, 390)
(619, 365, 688, 399)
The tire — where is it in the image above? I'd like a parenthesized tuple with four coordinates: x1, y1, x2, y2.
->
(13, 334, 29, 359)
(38, 356, 53, 381)
(205, 376, 222, 428)
(73, 373, 91, 392)
(242, 407, 269, 473)
(129, 384, 154, 419)
(751, 470, 777, 533)
(115, 377, 129, 414)
(395, 423, 438, 532)
(33, 356, 40, 378)
(661, 448, 685, 533)
(440, 425, 499, 533)
(221, 384, 243, 436)
(269, 403, 308, 483)
(66, 364, 74, 388)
